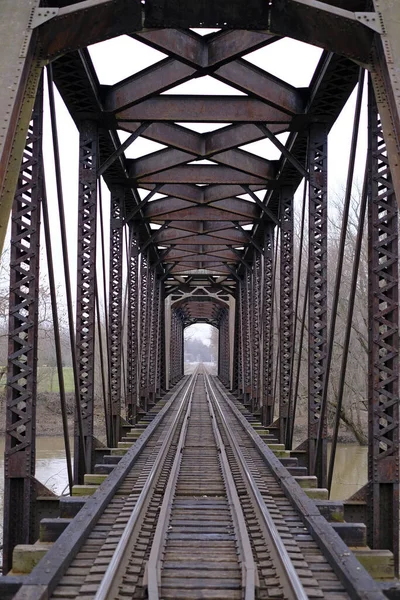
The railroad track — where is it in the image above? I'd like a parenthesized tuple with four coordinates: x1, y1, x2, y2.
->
(14, 367, 385, 600)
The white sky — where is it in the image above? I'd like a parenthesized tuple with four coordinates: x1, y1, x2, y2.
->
(6, 33, 368, 344)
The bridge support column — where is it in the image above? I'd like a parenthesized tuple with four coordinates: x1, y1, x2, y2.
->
(169, 309, 184, 386)
(251, 253, 262, 412)
(243, 271, 252, 406)
(108, 187, 124, 445)
(234, 281, 244, 399)
(155, 279, 165, 397)
(148, 267, 157, 406)
(279, 187, 294, 444)
(139, 252, 150, 411)
(262, 223, 275, 426)
(218, 308, 230, 388)
(3, 80, 46, 574)
(126, 227, 139, 423)
(74, 120, 98, 483)
(368, 84, 399, 573)
(371, 1, 400, 204)
(232, 290, 242, 396)
(308, 124, 328, 487)
(0, 1, 43, 255)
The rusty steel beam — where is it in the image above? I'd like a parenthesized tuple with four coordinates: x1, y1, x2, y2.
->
(39, 0, 142, 60)
(144, 0, 269, 29)
(368, 86, 399, 571)
(122, 122, 286, 157)
(74, 120, 98, 484)
(262, 223, 275, 427)
(269, 0, 373, 63)
(251, 253, 262, 411)
(139, 252, 150, 411)
(132, 28, 275, 69)
(0, 1, 43, 255)
(205, 123, 287, 155)
(243, 270, 252, 405)
(308, 124, 328, 488)
(154, 230, 249, 245)
(131, 147, 274, 180)
(213, 59, 304, 114)
(138, 182, 265, 203)
(107, 56, 303, 115)
(130, 149, 197, 179)
(108, 187, 124, 444)
(132, 29, 206, 68)
(210, 149, 276, 179)
(204, 184, 265, 202)
(232, 288, 242, 394)
(105, 59, 196, 112)
(126, 227, 139, 423)
(218, 309, 230, 387)
(148, 267, 157, 405)
(3, 83, 43, 574)
(279, 186, 294, 445)
(117, 96, 292, 123)
(134, 165, 272, 185)
(145, 204, 259, 222)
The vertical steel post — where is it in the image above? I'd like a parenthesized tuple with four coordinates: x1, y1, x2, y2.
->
(222, 309, 231, 387)
(232, 292, 240, 394)
(126, 227, 139, 423)
(0, 1, 43, 255)
(139, 253, 150, 410)
(218, 310, 228, 386)
(155, 278, 163, 396)
(3, 83, 43, 574)
(74, 120, 98, 483)
(279, 187, 294, 443)
(148, 267, 157, 406)
(108, 187, 124, 445)
(158, 281, 166, 393)
(170, 310, 176, 386)
(308, 124, 328, 486)
(239, 279, 247, 401)
(243, 270, 252, 405)
(252, 253, 262, 411)
(368, 85, 399, 571)
(170, 309, 182, 386)
(262, 223, 275, 426)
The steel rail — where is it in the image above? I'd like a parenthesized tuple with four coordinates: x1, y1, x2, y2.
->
(94, 368, 199, 600)
(211, 376, 386, 600)
(205, 375, 258, 600)
(13, 375, 191, 600)
(145, 372, 198, 599)
(204, 372, 308, 600)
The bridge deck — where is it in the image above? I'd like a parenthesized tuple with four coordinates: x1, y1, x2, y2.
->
(7, 370, 385, 600)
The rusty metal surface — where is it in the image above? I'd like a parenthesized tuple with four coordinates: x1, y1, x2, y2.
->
(108, 188, 124, 443)
(279, 187, 294, 444)
(74, 120, 98, 484)
(368, 85, 399, 571)
(307, 124, 328, 487)
(2, 82, 43, 574)
(262, 224, 275, 426)
(126, 227, 139, 422)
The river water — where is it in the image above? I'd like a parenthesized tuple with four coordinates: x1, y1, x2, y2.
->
(0, 439, 368, 548)
(0, 439, 368, 505)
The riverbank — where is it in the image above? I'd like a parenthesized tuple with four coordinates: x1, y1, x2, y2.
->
(0, 391, 362, 445)
(0, 392, 107, 442)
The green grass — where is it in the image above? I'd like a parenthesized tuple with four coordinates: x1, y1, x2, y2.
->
(0, 366, 75, 393)
(37, 367, 75, 393)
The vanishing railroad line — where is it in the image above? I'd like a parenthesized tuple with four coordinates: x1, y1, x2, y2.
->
(13, 368, 384, 600)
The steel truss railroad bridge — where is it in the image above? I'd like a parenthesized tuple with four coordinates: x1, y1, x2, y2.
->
(1, 0, 400, 597)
